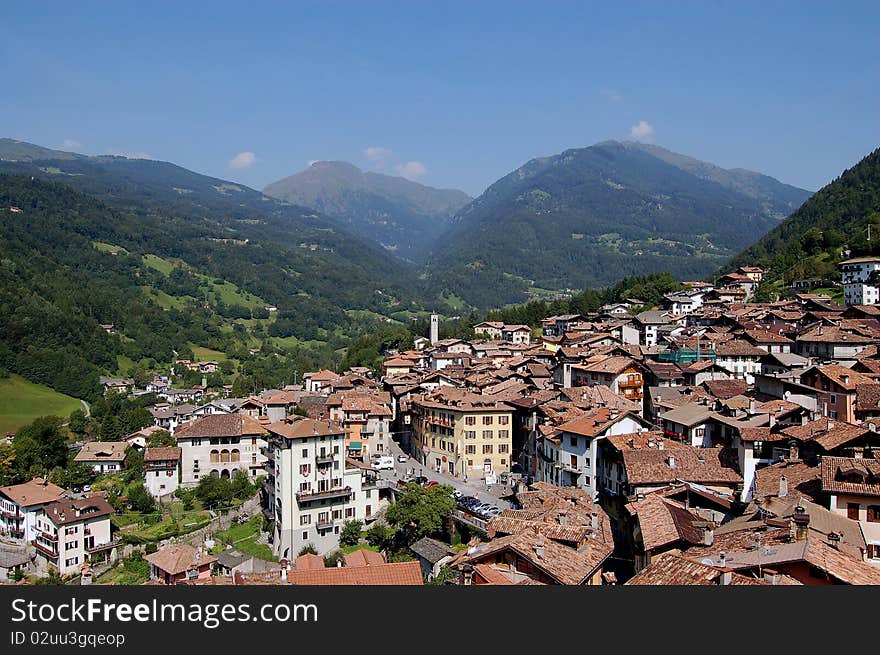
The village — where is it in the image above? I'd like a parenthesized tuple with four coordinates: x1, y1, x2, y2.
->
(3, 258, 880, 586)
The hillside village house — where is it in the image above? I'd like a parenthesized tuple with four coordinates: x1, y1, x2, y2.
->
(569, 356, 644, 402)
(410, 390, 514, 480)
(0, 477, 65, 541)
(840, 256, 880, 306)
(537, 408, 651, 499)
(173, 414, 268, 487)
(143, 447, 181, 498)
(74, 441, 129, 474)
(264, 418, 375, 558)
(820, 456, 880, 562)
(800, 365, 876, 423)
(303, 370, 338, 393)
(32, 497, 115, 576)
(325, 392, 393, 460)
(145, 543, 217, 584)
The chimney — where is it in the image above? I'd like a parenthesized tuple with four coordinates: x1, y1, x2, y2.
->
(667, 455, 676, 469)
(590, 511, 598, 532)
(791, 505, 810, 541)
(280, 568, 288, 582)
(717, 569, 732, 586)
(534, 541, 545, 559)
(749, 398, 756, 415)
(769, 413, 776, 428)
(827, 531, 841, 550)
(841, 374, 849, 385)
(779, 475, 788, 498)
(701, 525, 714, 546)
(657, 439, 665, 451)
(827, 420, 835, 430)
(558, 511, 568, 526)
(788, 440, 799, 461)
(762, 568, 779, 585)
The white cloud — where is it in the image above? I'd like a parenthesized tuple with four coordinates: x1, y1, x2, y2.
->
(61, 139, 82, 150)
(229, 151, 257, 169)
(601, 89, 623, 103)
(107, 149, 153, 159)
(394, 161, 427, 180)
(364, 146, 392, 164)
(629, 120, 654, 142)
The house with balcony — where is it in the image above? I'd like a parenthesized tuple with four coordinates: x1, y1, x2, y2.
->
(569, 356, 645, 402)
(536, 408, 651, 500)
(174, 414, 268, 487)
(409, 389, 514, 481)
(0, 477, 65, 541)
(31, 497, 116, 576)
(145, 543, 217, 584)
(265, 418, 372, 559)
(820, 455, 880, 564)
(325, 391, 393, 460)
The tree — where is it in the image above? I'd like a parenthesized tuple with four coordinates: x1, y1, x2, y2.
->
(229, 469, 254, 499)
(12, 415, 68, 480)
(340, 520, 363, 547)
(365, 522, 394, 550)
(194, 475, 234, 509)
(127, 483, 156, 513)
(298, 544, 318, 556)
(65, 462, 96, 488)
(174, 487, 196, 511)
(385, 483, 456, 545)
(146, 429, 175, 448)
(123, 449, 144, 482)
(68, 409, 87, 435)
(0, 442, 16, 486)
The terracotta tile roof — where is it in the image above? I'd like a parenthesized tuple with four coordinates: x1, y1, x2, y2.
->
(0, 477, 65, 507)
(856, 383, 880, 410)
(558, 408, 642, 438)
(267, 418, 347, 440)
(174, 414, 266, 439)
(621, 446, 742, 487)
(74, 441, 128, 462)
(460, 526, 610, 585)
(702, 380, 748, 400)
(287, 561, 423, 585)
(343, 548, 386, 568)
(626, 553, 770, 586)
(714, 340, 767, 357)
(798, 326, 874, 344)
(575, 356, 639, 374)
(743, 329, 794, 344)
(754, 460, 822, 502)
(294, 553, 326, 571)
(42, 497, 113, 526)
(811, 365, 876, 391)
(306, 369, 339, 381)
(626, 495, 708, 552)
(143, 447, 181, 462)
(781, 418, 869, 451)
(145, 544, 217, 575)
(820, 456, 880, 497)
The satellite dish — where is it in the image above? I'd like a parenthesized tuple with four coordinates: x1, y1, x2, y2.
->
(701, 558, 715, 566)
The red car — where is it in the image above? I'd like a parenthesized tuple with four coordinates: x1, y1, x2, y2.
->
(424, 480, 439, 488)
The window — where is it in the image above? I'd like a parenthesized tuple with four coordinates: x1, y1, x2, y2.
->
(482, 416, 493, 425)
(482, 445, 493, 454)
(300, 514, 311, 525)
(65, 527, 77, 535)
(498, 430, 509, 439)
(65, 557, 78, 567)
(465, 445, 476, 454)
(483, 430, 492, 439)
(345, 508, 355, 518)
(300, 464, 310, 476)
(302, 531, 309, 541)
(302, 448, 308, 458)
(66, 541, 78, 550)
(465, 431, 476, 440)
(498, 416, 509, 425)
(569, 436, 577, 447)
(868, 544, 880, 560)
(867, 506, 880, 523)
(570, 455, 578, 468)
(465, 416, 476, 426)
(499, 444, 509, 454)
(848, 503, 860, 520)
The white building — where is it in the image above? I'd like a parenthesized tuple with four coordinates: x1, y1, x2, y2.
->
(73, 441, 128, 474)
(143, 447, 181, 498)
(840, 256, 880, 306)
(265, 418, 374, 559)
(537, 409, 651, 500)
(173, 414, 268, 487)
(32, 497, 115, 576)
(0, 477, 66, 542)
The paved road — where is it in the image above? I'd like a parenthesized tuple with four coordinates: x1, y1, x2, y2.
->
(382, 441, 513, 509)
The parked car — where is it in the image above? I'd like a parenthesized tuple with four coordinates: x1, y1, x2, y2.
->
(451, 490, 463, 499)
(424, 480, 439, 488)
(397, 454, 408, 463)
(82, 485, 92, 493)
(372, 456, 395, 470)
(412, 476, 429, 486)
(484, 507, 503, 518)
(472, 503, 493, 515)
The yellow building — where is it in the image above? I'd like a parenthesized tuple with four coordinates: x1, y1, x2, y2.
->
(410, 390, 514, 480)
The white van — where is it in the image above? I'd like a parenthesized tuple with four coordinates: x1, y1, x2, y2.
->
(372, 456, 395, 470)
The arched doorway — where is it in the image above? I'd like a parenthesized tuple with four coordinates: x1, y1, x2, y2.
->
(220, 449, 230, 463)
(231, 449, 240, 462)
(221, 469, 231, 479)
(210, 469, 220, 478)
(210, 449, 219, 463)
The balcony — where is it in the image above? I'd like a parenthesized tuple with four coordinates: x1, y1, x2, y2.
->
(38, 530, 58, 542)
(296, 486, 352, 503)
(1, 508, 22, 520)
(316, 519, 333, 530)
(86, 539, 122, 554)
(315, 455, 335, 466)
(32, 540, 58, 558)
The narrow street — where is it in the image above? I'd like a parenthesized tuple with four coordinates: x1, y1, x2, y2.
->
(382, 440, 514, 509)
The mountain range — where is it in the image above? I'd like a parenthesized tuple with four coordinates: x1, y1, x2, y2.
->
(263, 161, 471, 261)
(423, 140, 811, 306)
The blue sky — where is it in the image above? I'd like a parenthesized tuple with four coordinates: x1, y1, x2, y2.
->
(2, 1, 878, 197)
